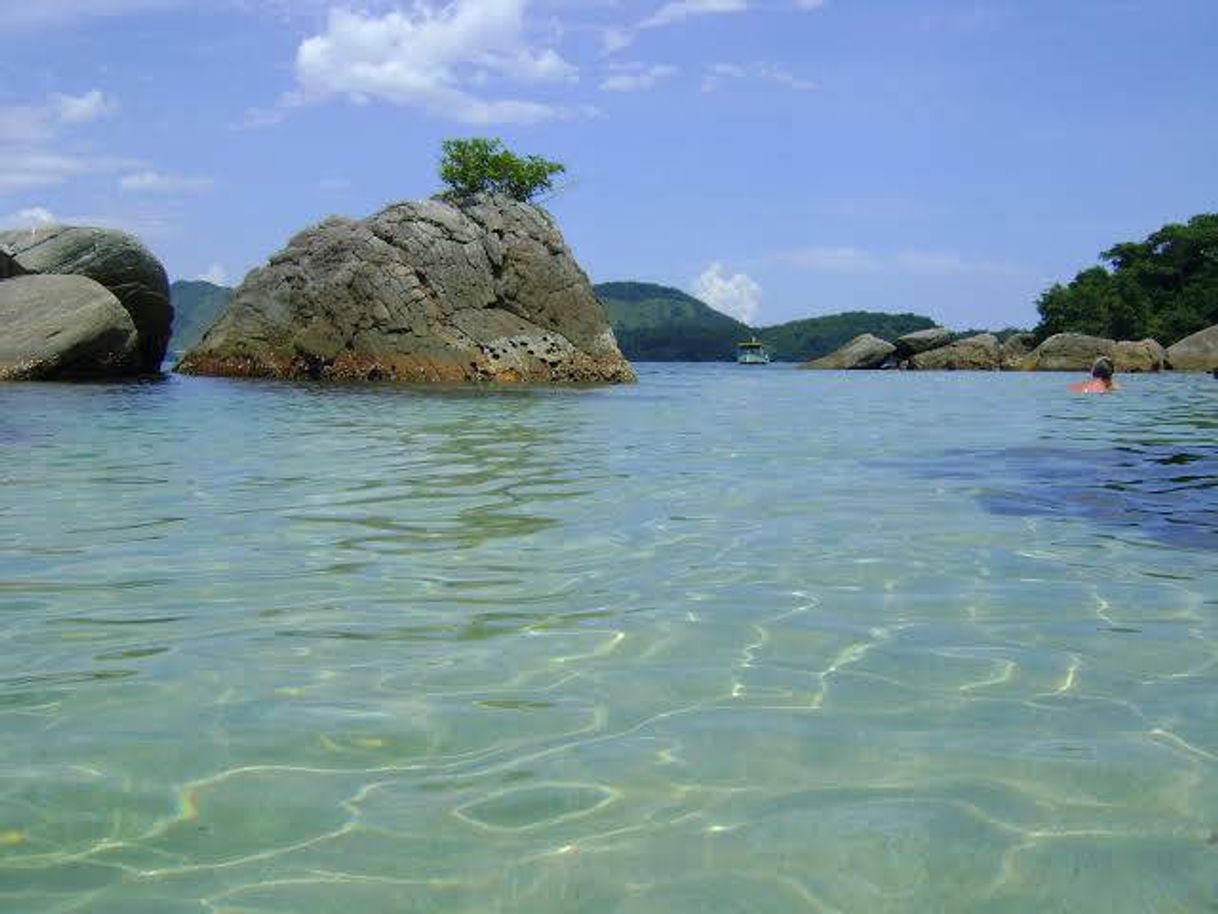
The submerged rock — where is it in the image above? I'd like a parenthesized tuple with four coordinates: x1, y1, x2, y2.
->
(0, 275, 138, 380)
(1023, 333, 1115, 371)
(801, 333, 895, 370)
(1166, 325, 1218, 371)
(0, 226, 172, 373)
(909, 333, 1000, 370)
(178, 195, 634, 384)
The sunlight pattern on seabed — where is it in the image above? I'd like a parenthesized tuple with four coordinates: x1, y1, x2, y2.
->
(0, 366, 1215, 912)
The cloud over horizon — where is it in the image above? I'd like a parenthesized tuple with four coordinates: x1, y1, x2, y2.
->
(292, 1, 579, 124)
(695, 262, 762, 324)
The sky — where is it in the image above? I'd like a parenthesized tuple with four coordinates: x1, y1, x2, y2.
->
(1, 0, 1216, 330)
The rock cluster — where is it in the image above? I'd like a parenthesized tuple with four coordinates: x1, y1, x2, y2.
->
(800, 327, 1207, 372)
(178, 194, 635, 384)
(0, 226, 172, 380)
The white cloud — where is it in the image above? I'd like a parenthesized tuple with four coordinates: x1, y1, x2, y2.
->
(293, 2, 579, 124)
(641, 0, 748, 29)
(1, 206, 59, 230)
(795, 0, 826, 8)
(702, 62, 815, 92)
(694, 262, 762, 324)
(601, 27, 633, 55)
(0, 91, 129, 193)
(599, 64, 677, 93)
(119, 170, 215, 194)
(0, 204, 172, 241)
(196, 263, 229, 285)
(0, 151, 141, 193)
(53, 90, 116, 124)
(0, 90, 117, 144)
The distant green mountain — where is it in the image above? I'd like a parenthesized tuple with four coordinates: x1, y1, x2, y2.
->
(596, 281, 751, 361)
(169, 280, 232, 354)
(757, 311, 937, 362)
(597, 281, 938, 362)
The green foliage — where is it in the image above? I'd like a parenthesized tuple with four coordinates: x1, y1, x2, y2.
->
(596, 282, 751, 361)
(168, 280, 232, 354)
(596, 282, 939, 362)
(439, 137, 565, 203)
(757, 312, 936, 362)
(1035, 213, 1218, 344)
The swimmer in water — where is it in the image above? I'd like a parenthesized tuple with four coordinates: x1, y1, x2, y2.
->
(1068, 356, 1119, 393)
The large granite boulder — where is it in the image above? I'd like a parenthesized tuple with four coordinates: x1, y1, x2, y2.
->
(1166, 326, 1218, 371)
(909, 333, 1001, 370)
(894, 327, 952, 359)
(0, 275, 138, 380)
(1000, 332, 1035, 370)
(1023, 333, 1115, 371)
(178, 195, 634, 383)
(801, 333, 895, 370)
(1113, 338, 1165, 372)
(0, 226, 171, 373)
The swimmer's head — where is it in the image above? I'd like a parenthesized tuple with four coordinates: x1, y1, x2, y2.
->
(1091, 357, 1114, 381)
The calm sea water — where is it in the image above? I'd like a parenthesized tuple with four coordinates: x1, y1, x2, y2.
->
(1, 365, 1215, 913)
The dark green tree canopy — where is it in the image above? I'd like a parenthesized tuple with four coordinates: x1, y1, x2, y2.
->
(439, 137, 565, 203)
(1035, 213, 1218, 344)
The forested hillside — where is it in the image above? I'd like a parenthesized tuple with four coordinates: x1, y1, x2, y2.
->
(168, 280, 232, 354)
(597, 282, 937, 362)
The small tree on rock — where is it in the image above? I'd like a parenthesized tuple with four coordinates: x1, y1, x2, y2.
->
(439, 137, 565, 203)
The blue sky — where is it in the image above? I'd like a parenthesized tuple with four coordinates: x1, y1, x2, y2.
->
(2, 0, 1215, 329)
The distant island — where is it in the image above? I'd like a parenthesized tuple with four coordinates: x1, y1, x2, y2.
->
(595, 281, 939, 362)
(168, 280, 233, 355)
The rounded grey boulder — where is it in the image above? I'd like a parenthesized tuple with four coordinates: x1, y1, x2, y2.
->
(0, 274, 138, 380)
(1112, 338, 1165, 372)
(894, 327, 952, 359)
(801, 333, 896, 370)
(178, 194, 634, 384)
(1166, 325, 1218, 371)
(909, 333, 1000, 370)
(1023, 333, 1115, 371)
(0, 226, 172, 373)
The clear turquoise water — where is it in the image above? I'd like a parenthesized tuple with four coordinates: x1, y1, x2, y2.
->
(1, 366, 1215, 913)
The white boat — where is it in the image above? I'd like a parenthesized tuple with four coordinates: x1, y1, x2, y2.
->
(735, 339, 770, 364)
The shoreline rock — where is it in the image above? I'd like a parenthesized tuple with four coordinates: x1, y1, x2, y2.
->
(800, 333, 895, 370)
(1166, 326, 1218, 371)
(0, 275, 138, 380)
(0, 226, 172, 374)
(1022, 333, 1115, 371)
(909, 333, 1000, 370)
(1113, 338, 1166, 372)
(894, 327, 952, 359)
(178, 195, 634, 384)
